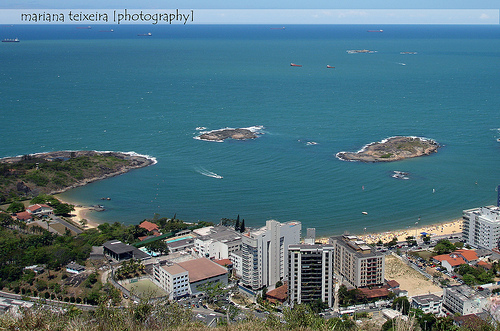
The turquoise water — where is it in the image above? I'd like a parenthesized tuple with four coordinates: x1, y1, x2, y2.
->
(1, 25, 500, 236)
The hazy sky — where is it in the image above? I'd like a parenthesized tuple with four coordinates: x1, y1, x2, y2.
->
(1, 1, 498, 24)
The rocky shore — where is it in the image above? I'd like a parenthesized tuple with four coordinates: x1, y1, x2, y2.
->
(0, 151, 156, 199)
(336, 136, 439, 162)
(197, 128, 259, 142)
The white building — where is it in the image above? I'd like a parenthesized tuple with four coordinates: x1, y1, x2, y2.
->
(152, 262, 190, 299)
(230, 250, 243, 278)
(153, 257, 229, 299)
(411, 294, 442, 314)
(194, 225, 242, 260)
(442, 285, 489, 316)
(462, 206, 500, 250)
(241, 220, 301, 290)
(288, 244, 335, 307)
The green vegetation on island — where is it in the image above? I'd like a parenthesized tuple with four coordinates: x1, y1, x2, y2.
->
(337, 136, 439, 162)
(0, 151, 155, 204)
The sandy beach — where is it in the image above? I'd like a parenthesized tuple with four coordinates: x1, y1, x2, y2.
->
(54, 195, 101, 230)
(316, 220, 462, 244)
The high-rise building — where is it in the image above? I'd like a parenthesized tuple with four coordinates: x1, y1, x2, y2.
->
(241, 220, 301, 290)
(288, 244, 335, 307)
(330, 235, 384, 288)
(462, 206, 500, 250)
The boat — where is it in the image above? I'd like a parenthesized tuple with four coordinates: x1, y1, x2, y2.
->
(270, 27, 285, 30)
(138, 32, 152, 36)
(2, 38, 19, 42)
(326, 65, 335, 68)
(76, 26, 91, 29)
(400, 52, 417, 55)
(362, 211, 368, 215)
(99, 29, 114, 32)
(346, 49, 377, 54)
(367, 30, 383, 32)
(290, 63, 302, 67)
(392, 170, 409, 180)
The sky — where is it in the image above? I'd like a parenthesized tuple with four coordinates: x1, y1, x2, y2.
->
(0, 0, 498, 24)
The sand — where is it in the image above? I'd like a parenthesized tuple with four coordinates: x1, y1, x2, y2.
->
(359, 220, 462, 244)
(54, 195, 100, 230)
(385, 254, 442, 297)
(316, 220, 462, 245)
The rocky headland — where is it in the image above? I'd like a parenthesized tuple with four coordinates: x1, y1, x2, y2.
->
(197, 128, 260, 142)
(336, 136, 439, 162)
(0, 151, 155, 202)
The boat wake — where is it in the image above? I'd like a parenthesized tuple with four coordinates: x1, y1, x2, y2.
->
(195, 166, 223, 179)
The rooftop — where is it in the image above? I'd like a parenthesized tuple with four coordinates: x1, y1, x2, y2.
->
(267, 283, 288, 302)
(162, 263, 187, 276)
(139, 221, 159, 233)
(103, 240, 135, 254)
(178, 258, 228, 283)
(197, 225, 241, 243)
(412, 293, 442, 305)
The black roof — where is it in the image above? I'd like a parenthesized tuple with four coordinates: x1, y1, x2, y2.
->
(103, 240, 135, 254)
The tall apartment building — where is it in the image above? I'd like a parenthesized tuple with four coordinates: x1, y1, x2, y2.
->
(462, 206, 500, 250)
(241, 220, 301, 290)
(288, 244, 335, 308)
(330, 235, 384, 288)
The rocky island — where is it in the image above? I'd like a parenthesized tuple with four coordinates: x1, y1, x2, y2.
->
(0, 151, 155, 202)
(336, 136, 439, 162)
(196, 127, 262, 142)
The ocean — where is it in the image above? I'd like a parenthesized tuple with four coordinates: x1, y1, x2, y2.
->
(1, 24, 499, 236)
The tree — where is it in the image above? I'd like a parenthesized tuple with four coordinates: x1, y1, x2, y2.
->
(54, 203, 75, 216)
(406, 236, 417, 247)
(434, 239, 455, 255)
(234, 216, 240, 232)
(462, 273, 476, 286)
(7, 201, 25, 214)
(239, 219, 245, 233)
(275, 280, 283, 288)
(385, 236, 398, 248)
(422, 236, 431, 244)
(391, 296, 410, 315)
(144, 240, 169, 256)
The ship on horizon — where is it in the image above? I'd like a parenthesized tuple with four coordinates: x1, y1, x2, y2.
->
(138, 32, 152, 36)
(367, 30, 383, 32)
(326, 65, 335, 68)
(2, 38, 19, 42)
(76, 26, 91, 29)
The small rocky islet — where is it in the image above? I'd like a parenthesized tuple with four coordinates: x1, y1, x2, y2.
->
(196, 128, 260, 142)
(336, 136, 439, 162)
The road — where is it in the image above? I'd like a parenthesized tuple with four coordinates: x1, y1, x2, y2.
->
(49, 214, 82, 234)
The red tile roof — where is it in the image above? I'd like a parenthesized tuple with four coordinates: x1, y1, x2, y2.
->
(477, 261, 492, 270)
(358, 287, 390, 299)
(214, 259, 233, 267)
(455, 249, 478, 262)
(387, 280, 400, 288)
(267, 283, 288, 302)
(139, 221, 159, 232)
(16, 211, 32, 220)
(178, 258, 228, 283)
(433, 254, 466, 267)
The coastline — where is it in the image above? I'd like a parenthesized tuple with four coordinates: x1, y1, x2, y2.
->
(54, 195, 102, 230)
(317, 219, 462, 244)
